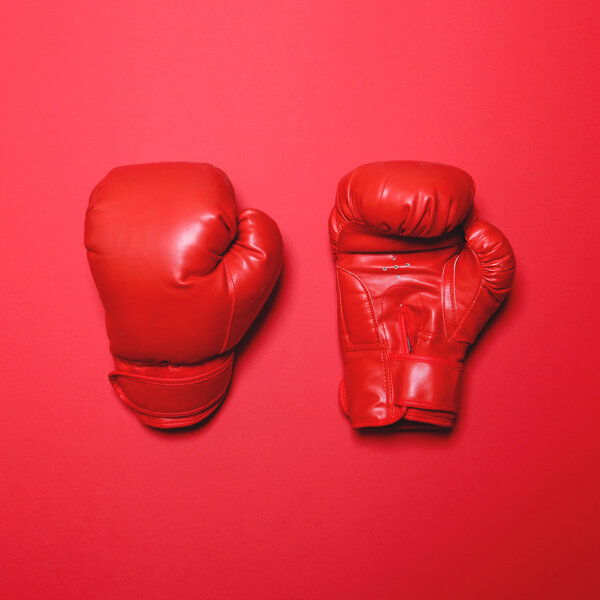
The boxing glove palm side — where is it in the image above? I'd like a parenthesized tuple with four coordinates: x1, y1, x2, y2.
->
(330, 161, 515, 429)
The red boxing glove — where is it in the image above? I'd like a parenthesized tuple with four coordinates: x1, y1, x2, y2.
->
(85, 163, 283, 428)
(329, 161, 515, 429)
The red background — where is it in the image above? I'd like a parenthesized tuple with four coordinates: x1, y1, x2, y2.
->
(2, 2, 599, 598)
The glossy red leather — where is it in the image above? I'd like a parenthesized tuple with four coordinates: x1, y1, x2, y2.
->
(330, 161, 515, 429)
(85, 162, 283, 428)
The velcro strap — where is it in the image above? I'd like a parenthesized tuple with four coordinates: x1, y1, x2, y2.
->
(390, 356, 462, 415)
(109, 353, 234, 418)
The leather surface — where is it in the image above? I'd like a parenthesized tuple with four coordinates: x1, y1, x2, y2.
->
(85, 162, 283, 427)
(330, 161, 515, 429)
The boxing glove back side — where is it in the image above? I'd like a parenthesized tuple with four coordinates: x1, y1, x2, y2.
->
(86, 163, 283, 428)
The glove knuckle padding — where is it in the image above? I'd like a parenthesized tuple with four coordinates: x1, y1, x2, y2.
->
(330, 161, 515, 429)
(85, 162, 282, 428)
(86, 163, 236, 363)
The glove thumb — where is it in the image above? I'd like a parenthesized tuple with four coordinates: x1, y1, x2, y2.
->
(221, 208, 283, 351)
(453, 220, 516, 344)
(465, 220, 515, 302)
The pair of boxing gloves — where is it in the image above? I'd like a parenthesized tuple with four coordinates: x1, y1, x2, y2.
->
(85, 161, 515, 430)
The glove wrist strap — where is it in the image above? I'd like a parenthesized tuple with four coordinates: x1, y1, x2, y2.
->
(390, 355, 462, 428)
(108, 352, 234, 428)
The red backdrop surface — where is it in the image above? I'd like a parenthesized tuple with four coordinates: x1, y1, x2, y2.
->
(1, 2, 599, 598)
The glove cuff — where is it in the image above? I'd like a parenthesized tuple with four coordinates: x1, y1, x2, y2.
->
(391, 356, 462, 428)
(108, 352, 234, 428)
(340, 348, 462, 429)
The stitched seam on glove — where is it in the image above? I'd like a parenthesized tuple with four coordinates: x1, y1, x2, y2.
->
(337, 266, 381, 344)
(342, 343, 384, 351)
(399, 400, 459, 412)
(220, 254, 236, 353)
(452, 282, 485, 342)
(335, 268, 351, 343)
(450, 245, 485, 341)
(388, 353, 463, 371)
(109, 355, 233, 386)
